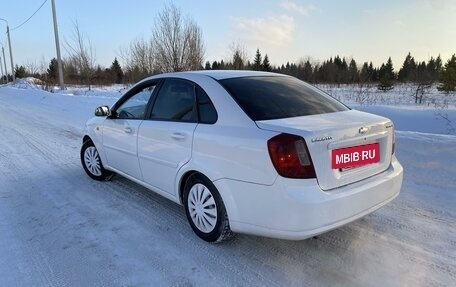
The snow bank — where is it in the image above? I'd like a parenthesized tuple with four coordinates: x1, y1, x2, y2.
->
(4, 77, 126, 99)
(4, 77, 44, 90)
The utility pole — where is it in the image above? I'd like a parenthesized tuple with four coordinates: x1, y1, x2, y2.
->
(0, 54, 3, 84)
(51, 0, 64, 90)
(1, 46, 7, 82)
(6, 25, 14, 81)
(0, 18, 14, 82)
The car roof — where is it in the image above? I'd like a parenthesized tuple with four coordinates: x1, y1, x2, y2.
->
(145, 70, 287, 81)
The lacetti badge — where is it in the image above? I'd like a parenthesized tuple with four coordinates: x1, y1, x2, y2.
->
(332, 143, 380, 169)
(311, 136, 332, 143)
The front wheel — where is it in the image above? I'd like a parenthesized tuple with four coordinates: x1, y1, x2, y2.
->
(80, 140, 113, 181)
(183, 174, 234, 243)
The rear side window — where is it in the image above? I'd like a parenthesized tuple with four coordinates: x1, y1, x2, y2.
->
(150, 78, 197, 122)
(219, 76, 348, 121)
(196, 86, 217, 124)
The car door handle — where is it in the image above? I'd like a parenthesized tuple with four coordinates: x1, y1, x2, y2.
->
(171, 132, 186, 141)
(124, 126, 133, 134)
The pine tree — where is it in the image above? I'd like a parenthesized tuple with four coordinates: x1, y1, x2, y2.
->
(14, 65, 27, 78)
(341, 57, 349, 83)
(333, 55, 347, 85)
(110, 58, 124, 84)
(438, 54, 456, 92)
(47, 58, 58, 80)
(426, 57, 438, 82)
(359, 62, 370, 83)
(204, 61, 211, 70)
(220, 60, 226, 69)
(436, 55, 443, 71)
(232, 50, 244, 70)
(253, 49, 262, 71)
(398, 52, 416, 82)
(431, 55, 443, 83)
(93, 65, 105, 84)
(368, 62, 377, 81)
(348, 59, 359, 83)
(212, 61, 219, 70)
(262, 54, 271, 71)
(378, 57, 395, 91)
(303, 60, 313, 82)
(416, 61, 429, 83)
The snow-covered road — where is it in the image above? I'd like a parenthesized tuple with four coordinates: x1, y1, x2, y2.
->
(0, 86, 455, 286)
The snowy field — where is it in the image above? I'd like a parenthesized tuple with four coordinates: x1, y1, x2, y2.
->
(0, 79, 455, 286)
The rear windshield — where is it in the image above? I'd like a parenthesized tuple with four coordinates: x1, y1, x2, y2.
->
(219, 76, 348, 121)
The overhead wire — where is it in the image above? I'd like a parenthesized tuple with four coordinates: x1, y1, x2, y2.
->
(10, 0, 48, 31)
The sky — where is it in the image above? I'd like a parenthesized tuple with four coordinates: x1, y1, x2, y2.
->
(0, 0, 455, 73)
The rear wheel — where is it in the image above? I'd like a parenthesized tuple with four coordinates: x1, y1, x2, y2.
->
(80, 140, 113, 181)
(183, 174, 234, 243)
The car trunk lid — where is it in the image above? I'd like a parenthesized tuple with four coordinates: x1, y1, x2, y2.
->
(256, 110, 394, 190)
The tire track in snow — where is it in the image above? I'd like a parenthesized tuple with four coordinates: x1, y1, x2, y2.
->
(93, 176, 282, 286)
(0, 104, 125, 286)
(0, 122, 63, 286)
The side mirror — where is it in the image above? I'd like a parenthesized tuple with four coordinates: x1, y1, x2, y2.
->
(94, 106, 110, 117)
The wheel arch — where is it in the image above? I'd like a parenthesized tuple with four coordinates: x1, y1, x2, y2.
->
(81, 132, 109, 172)
(176, 167, 238, 226)
(177, 162, 224, 205)
(179, 169, 234, 242)
(82, 135, 92, 144)
(80, 137, 114, 181)
(178, 170, 200, 204)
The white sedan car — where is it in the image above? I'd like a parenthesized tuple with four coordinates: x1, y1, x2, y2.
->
(81, 70, 403, 242)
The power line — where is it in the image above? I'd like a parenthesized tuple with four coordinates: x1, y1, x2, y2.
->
(10, 0, 48, 31)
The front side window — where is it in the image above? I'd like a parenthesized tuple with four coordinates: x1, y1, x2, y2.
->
(219, 76, 349, 121)
(116, 85, 156, 119)
(150, 79, 197, 122)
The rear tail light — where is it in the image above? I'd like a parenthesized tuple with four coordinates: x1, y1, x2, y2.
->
(392, 125, 395, 154)
(267, 133, 316, 179)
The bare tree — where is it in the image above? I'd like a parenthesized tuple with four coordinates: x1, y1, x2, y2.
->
(62, 56, 80, 84)
(24, 59, 40, 76)
(118, 4, 204, 80)
(38, 56, 48, 75)
(414, 83, 432, 104)
(65, 20, 96, 89)
(152, 4, 205, 72)
(119, 38, 155, 82)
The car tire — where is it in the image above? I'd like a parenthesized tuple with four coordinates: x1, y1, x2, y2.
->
(183, 174, 234, 243)
(80, 140, 113, 181)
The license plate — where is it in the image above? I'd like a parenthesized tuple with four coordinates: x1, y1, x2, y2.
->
(332, 143, 380, 169)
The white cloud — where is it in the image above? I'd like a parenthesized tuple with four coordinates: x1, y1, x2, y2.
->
(280, 1, 315, 16)
(231, 15, 295, 48)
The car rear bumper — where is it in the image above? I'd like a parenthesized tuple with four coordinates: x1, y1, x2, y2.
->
(213, 157, 403, 240)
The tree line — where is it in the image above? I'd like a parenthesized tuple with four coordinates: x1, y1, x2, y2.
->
(6, 4, 456, 92)
(205, 50, 456, 92)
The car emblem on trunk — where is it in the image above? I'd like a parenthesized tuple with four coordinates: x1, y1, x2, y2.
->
(359, 127, 369, 134)
(311, 136, 332, 142)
